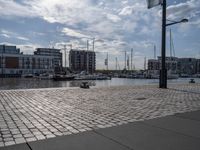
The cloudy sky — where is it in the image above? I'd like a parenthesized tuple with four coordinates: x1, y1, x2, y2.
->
(0, 0, 200, 69)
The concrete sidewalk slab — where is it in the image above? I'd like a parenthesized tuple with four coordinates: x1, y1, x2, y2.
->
(95, 121, 200, 150)
(0, 143, 30, 150)
(143, 115, 200, 138)
(175, 110, 200, 121)
(28, 131, 130, 150)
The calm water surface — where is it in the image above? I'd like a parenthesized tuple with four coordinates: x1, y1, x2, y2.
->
(0, 78, 199, 90)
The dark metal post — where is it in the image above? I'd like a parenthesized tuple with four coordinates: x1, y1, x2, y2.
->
(160, 0, 167, 88)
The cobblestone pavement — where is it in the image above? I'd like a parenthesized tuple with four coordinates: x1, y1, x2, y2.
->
(0, 84, 200, 147)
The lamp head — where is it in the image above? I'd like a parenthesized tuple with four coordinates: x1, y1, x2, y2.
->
(181, 19, 188, 23)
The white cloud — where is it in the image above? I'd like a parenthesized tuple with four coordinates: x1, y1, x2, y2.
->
(0, 29, 29, 41)
(119, 6, 134, 16)
(17, 36, 29, 41)
(1, 34, 10, 38)
(106, 13, 121, 22)
(0, 0, 36, 18)
(62, 28, 90, 38)
(18, 44, 41, 54)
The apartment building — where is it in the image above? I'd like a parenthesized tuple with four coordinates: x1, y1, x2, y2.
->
(69, 49, 96, 73)
(0, 45, 59, 77)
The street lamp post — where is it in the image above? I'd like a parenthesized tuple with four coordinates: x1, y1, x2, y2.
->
(160, 0, 188, 88)
(147, 0, 188, 88)
(160, 0, 167, 88)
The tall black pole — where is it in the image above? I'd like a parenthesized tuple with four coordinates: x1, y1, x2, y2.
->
(160, 0, 167, 88)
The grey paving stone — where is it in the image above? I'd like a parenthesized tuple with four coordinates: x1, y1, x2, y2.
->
(13, 134, 23, 138)
(15, 138, 26, 144)
(0, 142, 4, 147)
(35, 135, 45, 140)
(26, 137, 37, 142)
(0, 84, 200, 148)
(4, 141, 15, 146)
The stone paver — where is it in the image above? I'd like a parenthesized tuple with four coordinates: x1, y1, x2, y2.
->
(0, 84, 200, 147)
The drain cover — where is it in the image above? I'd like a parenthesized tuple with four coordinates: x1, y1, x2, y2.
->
(135, 97, 146, 100)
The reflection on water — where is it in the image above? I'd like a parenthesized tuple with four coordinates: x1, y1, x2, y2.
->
(0, 78, 199, 90)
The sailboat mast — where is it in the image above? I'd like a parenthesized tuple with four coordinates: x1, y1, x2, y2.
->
(125, 51, 127, 70)
(116, 57, 118, 70)
(131, 48, 133, 70)
(154, 45, 156, 59)
(107, 52, 108, 71)
(170, 29, 172, 58)
(87, 40, 89, 73)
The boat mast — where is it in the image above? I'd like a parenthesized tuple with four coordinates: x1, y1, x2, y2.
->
(64, 45, 67, 68)
(124, 51, 126, 70)
(144, 56, 146, 70)
(170, 29, 172, 58)
(115, 57, 118, 70)
(154, 45, 156, 59)
(107, 52, 108, 71)
(87, 40, 89, 73)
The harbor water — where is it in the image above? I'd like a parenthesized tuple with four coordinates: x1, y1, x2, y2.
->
(0, 78, 200, 90)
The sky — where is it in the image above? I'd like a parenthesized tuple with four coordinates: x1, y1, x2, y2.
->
(0, 0, 200, 70)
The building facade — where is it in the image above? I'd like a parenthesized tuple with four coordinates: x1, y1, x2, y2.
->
(0, 45, 58, 77)
(69, 49, 96, 73)
(148, 56, 200, 76)
(34, 48, 62, 68)
(177, 58, 198, 75)
(148, 57, 178, 73)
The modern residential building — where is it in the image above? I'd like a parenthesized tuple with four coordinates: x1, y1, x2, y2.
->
(158, 56, 178, 74)
(148, 57, 178, 73)
(0, 45, 58, 77)
(148, 56, 200, 76)
(177, 58, 197, 75)
(34, 48, 62, 68)
(197, 59, 200, 74)
(69, 49, 96, 73)
(148, 59, 160, 70)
